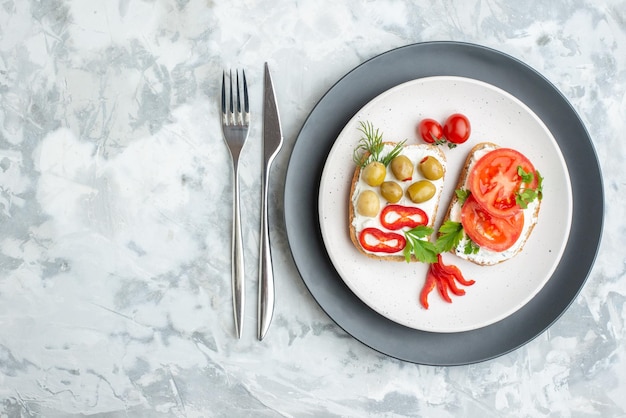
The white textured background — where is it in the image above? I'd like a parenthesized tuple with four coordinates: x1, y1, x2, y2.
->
(0, 0, 624, 416)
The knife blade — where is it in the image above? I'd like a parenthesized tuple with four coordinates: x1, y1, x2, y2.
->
(258, 62, 283, 340)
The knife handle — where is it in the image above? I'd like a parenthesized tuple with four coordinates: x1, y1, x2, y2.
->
(258, 168, 275, 340)
(232, 169, 245, 339)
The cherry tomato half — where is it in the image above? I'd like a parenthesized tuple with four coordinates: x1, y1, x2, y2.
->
(468, 148, 538, 217)
(443, 113, 471, 144)
(418, 118, 444, 144)
(358, 228, 406, 253)
(380, 205, 429, 230)
(461, 195, 524, 252)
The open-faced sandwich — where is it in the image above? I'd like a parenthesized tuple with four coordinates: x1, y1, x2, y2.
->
(349, 122, 446, 263)
(345, 115, 544, 308)
(439, 142, 543, 266)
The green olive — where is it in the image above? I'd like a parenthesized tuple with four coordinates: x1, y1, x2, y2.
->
(418, 156, 444, 181)
(356, 190, 380, 217)
(407, 180, 436, 203)
(390, 155, 413, 181)
(380, 181, 403, 203)
(361, 162, 386, 187)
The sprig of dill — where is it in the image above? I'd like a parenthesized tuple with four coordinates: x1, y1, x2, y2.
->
(352, 121, 405, 168)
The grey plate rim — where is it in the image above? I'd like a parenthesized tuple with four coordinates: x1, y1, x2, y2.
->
(283, 41, 604, 366)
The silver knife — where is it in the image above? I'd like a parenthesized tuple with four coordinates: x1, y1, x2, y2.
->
(258, 62, 283, 340)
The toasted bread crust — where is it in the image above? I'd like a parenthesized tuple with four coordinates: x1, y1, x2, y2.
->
(349, 143, 446, 261)
(441, 142, 541, 266)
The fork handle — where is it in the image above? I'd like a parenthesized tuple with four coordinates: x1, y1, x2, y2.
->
(232, 170, 245, 339)
(258, 168, 275, 340)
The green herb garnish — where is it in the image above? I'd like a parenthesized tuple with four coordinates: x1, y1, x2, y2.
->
(455, 188, 471, 206)
(352, 121, 405, 168)
(518, 165, 534, 184)
(435, 221, 465, 254)
(536, 170, 544, 200)
(515, 166, 544, 209)
(430, 132, 447, 146)
(403, 226, 437, 263)
(463, 238, 480, 255)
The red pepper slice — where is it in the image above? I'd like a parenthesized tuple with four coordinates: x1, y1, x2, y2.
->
(443, 274, 466, 296)
(380, 205, 429, 230)
(358, 228, 406, 253)
(436, 254, 475, 286)
(420, 270, 437, 309)
(434, 272, 452, 303)
(431, 262, 465, 296)
(419, 255, 475, 309)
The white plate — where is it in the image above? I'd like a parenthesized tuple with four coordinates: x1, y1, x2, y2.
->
(318, 76, 572, 333)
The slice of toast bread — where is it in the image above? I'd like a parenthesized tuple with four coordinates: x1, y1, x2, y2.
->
(349, 143, 446, 261)
(441, 142, 541, 266)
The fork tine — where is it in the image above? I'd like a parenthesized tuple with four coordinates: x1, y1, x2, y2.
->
(221, 69, 250, 127)
(221, 71, 227, 122)
(242, 70, 249, 124)
(235, 70, 241, 113)
(228, 69, 234, 124)
(235, 70, 242, 125)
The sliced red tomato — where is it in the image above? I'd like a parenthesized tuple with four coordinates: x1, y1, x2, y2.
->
(417, 118, 444, 144)
(468, 148, 538, 217)
(359, 228, 406, 253)
(443, 113, 471, 144)
(461, 195, 524, 252)
(380, 205, 428, 230)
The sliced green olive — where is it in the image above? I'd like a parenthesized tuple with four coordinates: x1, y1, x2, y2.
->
(356, 190, 380, 217)
(361, 161, 386, 187)
(380, 181, 403, 203)
(390, 155, 413, 181)
(419, 156, 444, 181)
(407, 180, 436, 203)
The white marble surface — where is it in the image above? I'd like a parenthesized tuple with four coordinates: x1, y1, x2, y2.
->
(0, 0, 624, 416)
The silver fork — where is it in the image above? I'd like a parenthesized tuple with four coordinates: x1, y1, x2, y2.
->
(221, 69, 250, 339)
